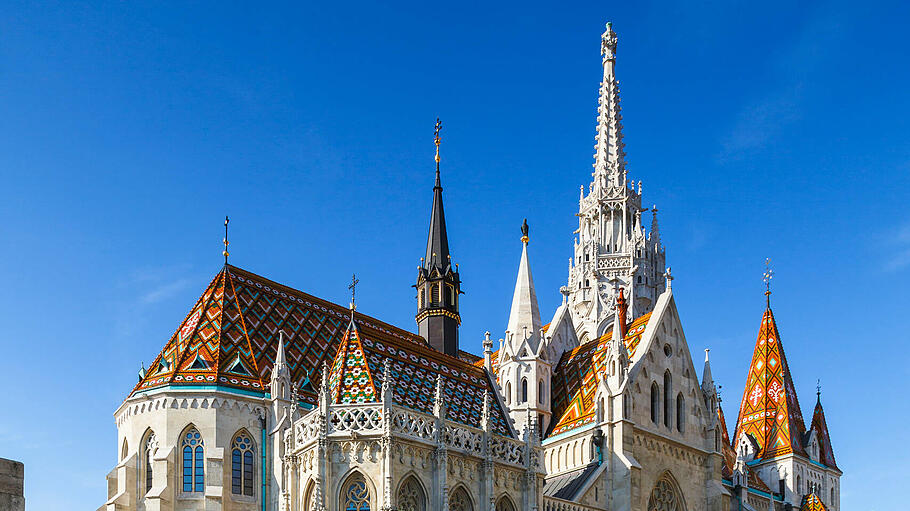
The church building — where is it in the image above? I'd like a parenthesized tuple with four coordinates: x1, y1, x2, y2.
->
(100, 22, 841, 511)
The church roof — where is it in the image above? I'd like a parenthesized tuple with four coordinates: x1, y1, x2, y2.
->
(548, 312, 651, 437)
(718, 403, 771, 493)
(132, 264, 512, 436)
(733, 306, 808, 461)
(543, 462, 600, 500)
(327, 320, 377, 404)
(800, 492, 828, 511)
(809, 397, 838, 470)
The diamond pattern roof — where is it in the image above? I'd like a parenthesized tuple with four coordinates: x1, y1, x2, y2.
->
(132, 265, 512, 436)
(800, 492, 828, 511)
(733, 307, 807, 460)
(547, 313, 651, 437)
(810, 398, 838, 470)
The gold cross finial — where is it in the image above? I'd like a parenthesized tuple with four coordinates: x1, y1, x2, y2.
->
(762, 258, 773, 305)
(434, 118, 442, 164)
(348, 273, 360, 313)
(223, 216, 230, 264)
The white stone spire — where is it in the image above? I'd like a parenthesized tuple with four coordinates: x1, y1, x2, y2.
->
(506, 219, 542, 354)
(270, 331, 291, 401)
(593, 22, 625, 187)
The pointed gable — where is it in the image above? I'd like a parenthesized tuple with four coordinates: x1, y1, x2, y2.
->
(800, 492, 828, 511)
(734, 307, 808, 460)
(327, 320, 377, 404)
(547, 313, 651, 437)
(810, 398, 838, 470)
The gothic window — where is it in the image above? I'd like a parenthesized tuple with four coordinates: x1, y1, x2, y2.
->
(341, 472, 371, 511)
(797, 476, 801, 494)
(231, 432, 255, 496)
(181, 427, 204, 493)
(647, 474, 685, 511)
(638, 275, 642, 284)
(663, 372, 672, 429)
(778, 478, 786, 497)
(521, 378, 528, 403)
(418, 289, 425, 308)
(676, 394, 685, 433)
(650, 382, 659, 424)
(831, 487, 835, 502)
(495, 496, 516, 511)
(449, 487, 474, 511)
(396, 476, 426, 511)
(303, 480, 316, 511)
(538, 380, 545, 405)
(143, 431, 158, 495)
(121, 439, 128, 461)
(505, 382, 512, 405)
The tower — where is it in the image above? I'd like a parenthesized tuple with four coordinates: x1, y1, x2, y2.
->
(415, 119, 462, 357)
(498, 220, 551, 434)
(565, 22, 666, 342)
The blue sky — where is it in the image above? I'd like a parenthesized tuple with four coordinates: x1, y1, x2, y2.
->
(1, 1, 908, 509)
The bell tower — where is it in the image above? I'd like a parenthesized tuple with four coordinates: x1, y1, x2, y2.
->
(415, 119, 461, 357)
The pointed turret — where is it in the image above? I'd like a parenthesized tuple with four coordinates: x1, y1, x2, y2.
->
(270, 331, 291, 401)
(701, 348, 714, 394)
(415, 119, 461, 356)
(506, 219, 543, 354)
(809, 393, 839, 470)
(593, 22, 626, 185)
(733, 302, 808, 460)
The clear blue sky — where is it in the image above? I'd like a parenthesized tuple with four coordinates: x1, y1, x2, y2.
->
(1, 1, 907, 509)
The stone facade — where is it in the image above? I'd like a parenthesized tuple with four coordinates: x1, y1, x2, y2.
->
(0, 458, 25, 511)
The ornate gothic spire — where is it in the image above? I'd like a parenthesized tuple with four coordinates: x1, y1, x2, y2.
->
(593, 22, 626, 187)
(425, 118, 450, 270)
(506, 219, 542, 353)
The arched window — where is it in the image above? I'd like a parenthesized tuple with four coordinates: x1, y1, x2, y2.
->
(778, 478, 786, 497)
(538, 380, 545, 404)
(231, 432, 255, 496)
(449, 486, 474, 511)
(396, 476, 426, 511)
(143, 431, 158, 495)
(495, 496, 516, 511)
(303, 480, 316, 511)
(648, 473, 685, 511)
(663, 372, 672, 428)
(830, 487, 835, 502)
(676, 394, 685, 433)
(521, 378, 528, 403)
(181, 427, 204, 493)
(797, 475, 802, 494)
(121, 438, 128, 461)
(505, 382, 512, 405)
(650, 382, 659, 424)
(341, 472, 371, 511)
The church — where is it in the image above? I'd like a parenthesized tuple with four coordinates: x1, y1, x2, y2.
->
(99, 23, 841, 511)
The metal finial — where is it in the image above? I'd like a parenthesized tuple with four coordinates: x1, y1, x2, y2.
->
(434, 118, 442, 163)
(223, 216, 230, 264)
(763, 258, 774, 305)
(817, 379, 821, 399)
(348, 273, 360, 316)
(521, 218, 529, 244)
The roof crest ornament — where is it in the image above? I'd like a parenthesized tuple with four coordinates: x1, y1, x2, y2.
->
(763, 258, 774, 307)
(223, 215, 230, 265)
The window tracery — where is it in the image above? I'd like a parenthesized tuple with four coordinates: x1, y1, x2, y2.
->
(449, 487, 473, 511)
(231, 432, 255, 496)
(342, 473, 371, 511)
(396, 476, 426, 511)
(181, 427, 204, 493)
(648, 475, 685, 511)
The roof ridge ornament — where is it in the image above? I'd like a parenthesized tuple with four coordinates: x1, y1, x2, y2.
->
(763, 258, 774, 307)
(223, 215, 230, 265)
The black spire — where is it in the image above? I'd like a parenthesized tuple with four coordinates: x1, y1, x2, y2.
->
(424, 166, 450, 270)
(415, 119, 461, 357)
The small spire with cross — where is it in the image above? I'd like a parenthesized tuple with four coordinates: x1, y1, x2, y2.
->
(434, 118, 442, 164)
(817, 379, 821, 400)
(223, 216, 230, 265)
(763, 258, 774, 306)
(348, 273, 360, 319)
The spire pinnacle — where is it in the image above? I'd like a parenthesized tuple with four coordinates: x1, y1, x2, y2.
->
(348, 273, 360, 319)
(521, 218, 530, 244)
(593, 21, 625, 181)
(223, 215, 230, 265)
(817, 378, 821, 402)
(763, 258, 774, 307)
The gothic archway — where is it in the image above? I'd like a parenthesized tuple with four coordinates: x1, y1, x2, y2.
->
(396, 475, 427, 511)
(449, 486, 474, 511)
(495, 495, 517, 511)
(648, 473, 686, 511)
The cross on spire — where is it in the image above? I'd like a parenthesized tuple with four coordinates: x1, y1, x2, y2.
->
(763, 258, 774, 306)
(434, 118, 442, 164)
(817, 379, 821, 399)
(348, 273, 360, 313)
(223, 216, 230, 265)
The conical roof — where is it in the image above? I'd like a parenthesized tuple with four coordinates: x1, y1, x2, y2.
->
(424, 169, 450, 270)
(506, 237, 542, 352)
(327, 320, 377, 404)
(810, 397, 838, 470)
(800, 492, 829, 511)
(733, 307, 808, 459)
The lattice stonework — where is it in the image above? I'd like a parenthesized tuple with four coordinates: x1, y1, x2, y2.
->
(548, 313, 651, 436)
(733, 308, 807, 460)
(131, 265, 511, 435)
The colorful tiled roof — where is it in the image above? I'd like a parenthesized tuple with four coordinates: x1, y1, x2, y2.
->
(718, 403, 771, 492)
(133, 265, 512, 436)
(328, 320, 377, 404)
(800, 492, 828, 511)
(809, 398, 838, 470)
(733, 307, 807, 461)
(547, 313, 651, 437)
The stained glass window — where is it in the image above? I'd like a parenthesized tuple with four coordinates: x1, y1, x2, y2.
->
(181, 428, 204, 493)
(342, 473, 371, 511)
(231, 432, 255, 496)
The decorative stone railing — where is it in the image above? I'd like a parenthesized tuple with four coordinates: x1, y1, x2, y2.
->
(291, 403, 533, 469)
(328, 403, 383, 435)
(542, 496, 603, 511)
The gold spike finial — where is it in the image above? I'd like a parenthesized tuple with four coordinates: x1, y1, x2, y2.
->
(434, 118, 442, 164)
(223, 216, 230, 264)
